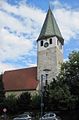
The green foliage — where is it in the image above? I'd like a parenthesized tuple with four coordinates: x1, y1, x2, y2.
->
(4, 94, 18, 114)
(59, 51, 79, 96)
(4, 92, 32, 114)
(31, 94, 41, 110)
(0, 74, 5, 111)
(49, 83, 77, 110)
(0, 74, 5, 99)
(43, 85, 50, 111)
(17, 92, 31, 112)
(48, 51, 79, 110)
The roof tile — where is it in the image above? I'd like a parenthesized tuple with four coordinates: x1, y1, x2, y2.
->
(3, 67, 39, 91)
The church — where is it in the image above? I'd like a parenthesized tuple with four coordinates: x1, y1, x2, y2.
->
(2, 7, 64, 96)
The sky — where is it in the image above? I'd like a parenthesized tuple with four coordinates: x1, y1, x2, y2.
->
(0, 0, 79, 74)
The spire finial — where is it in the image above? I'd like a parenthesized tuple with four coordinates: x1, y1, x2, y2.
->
(48, 1, 51, 10)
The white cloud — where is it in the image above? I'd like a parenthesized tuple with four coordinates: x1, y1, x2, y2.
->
(0, 62, 18, 74)
(0, 28, 33, 61)
(0, 0, 4, 7)
(0, 0, 79, 73)
(51, 0, 79, 42)
(64, 58, 68, 62)
(0, 1, 45, 73)
(1, 1, 45, 25)
(28, 63, 37, 67)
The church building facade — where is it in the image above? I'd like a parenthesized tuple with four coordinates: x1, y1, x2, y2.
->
(2, 8, 64, 95)
(37, 8, 64, 85)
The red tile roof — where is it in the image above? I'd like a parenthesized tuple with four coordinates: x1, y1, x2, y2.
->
(3, 67, 39, 91)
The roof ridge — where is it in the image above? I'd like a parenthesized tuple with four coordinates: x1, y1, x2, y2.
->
(4, 66, 37, 73)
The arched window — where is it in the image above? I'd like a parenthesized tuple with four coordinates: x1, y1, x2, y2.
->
(57, 40, 59, 45)
(60, 43, 62, 49)
(40, 40, 43, 46)
(49, 38, 52, 44)
(57, 40, 62, 49)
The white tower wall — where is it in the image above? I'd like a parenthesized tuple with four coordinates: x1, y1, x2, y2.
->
(37, 36, 63, 83)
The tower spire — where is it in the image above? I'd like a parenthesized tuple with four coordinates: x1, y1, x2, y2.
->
(48, 0, 52, 10)
(37, 7, 64, 45)
(37, 7, 64, 84)
(48, 2, 51, 10)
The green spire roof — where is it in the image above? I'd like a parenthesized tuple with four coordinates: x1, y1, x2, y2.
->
(37, 8, 64, 45)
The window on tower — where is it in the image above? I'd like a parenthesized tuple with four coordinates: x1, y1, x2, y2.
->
(57, 40, 62, 49)
(57, 40, 59, 45)
(40, 40, 43, 46)
(49, 38, 52, 44)
(60, 43, 62, 49)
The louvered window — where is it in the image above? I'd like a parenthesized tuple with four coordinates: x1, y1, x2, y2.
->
(49, 38, 52, 44)
(40, 40, 43, 46)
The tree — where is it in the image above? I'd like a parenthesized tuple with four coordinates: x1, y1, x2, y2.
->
(49, 83, 77, 110)
(58, 51, 79, 96)
(31, 94, 41, 110)
(4, 94, 18, 114)
(43, 85, 50, 111)
(17, 92, 31, 112)
(0, 74, 5, 111)
(48, 51, 79, 110)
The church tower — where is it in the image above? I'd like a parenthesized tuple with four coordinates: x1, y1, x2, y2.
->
(37, 8, 64, 84)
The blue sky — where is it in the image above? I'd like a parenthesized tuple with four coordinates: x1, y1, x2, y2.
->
(0, 0, 79, 73)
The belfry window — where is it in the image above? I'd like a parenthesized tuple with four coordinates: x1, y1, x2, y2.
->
(49, 38, 52, 44)
(60, 43, 62, 49)
(57, 40, 62, 49)
(57, 40, 59, 45)
(40, 40, 43, 46)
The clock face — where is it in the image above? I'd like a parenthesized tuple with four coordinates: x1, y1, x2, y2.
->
(44, 42, 49, 47)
